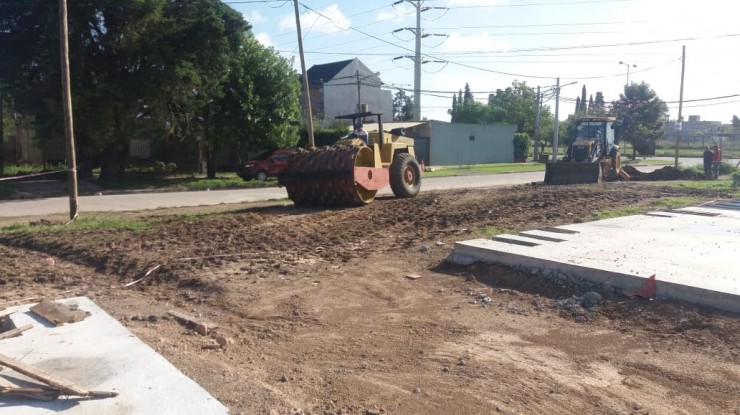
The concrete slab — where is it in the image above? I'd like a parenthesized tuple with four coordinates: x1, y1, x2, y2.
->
(0, 297, 228, 414)
(449, 201, 740, 313)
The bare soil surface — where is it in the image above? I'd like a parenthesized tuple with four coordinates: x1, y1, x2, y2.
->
(1, 182, 738, 415)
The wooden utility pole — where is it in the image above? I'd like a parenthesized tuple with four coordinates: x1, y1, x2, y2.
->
(674, 46, 685, 169)
(552, 78, 560, 162)
(533, 86, 541, 162)
(59, 0, 79, 221)
(294, 0, 315, 148)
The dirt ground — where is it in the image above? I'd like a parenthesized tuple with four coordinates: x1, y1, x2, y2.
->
(0, 182, 738, 415)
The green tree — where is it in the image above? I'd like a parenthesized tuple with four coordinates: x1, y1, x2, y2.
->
(213, 35, 301, 166)
(593, 92, 606, 116)
(611, 82, 668, 156)
(487, 81, 546, 135)
(449, 81, 554, 142)
(1, 0, 299, 179)
(393, 89, 414, 121)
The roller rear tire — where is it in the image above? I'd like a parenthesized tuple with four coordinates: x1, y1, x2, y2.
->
(390, 152, 421, 198)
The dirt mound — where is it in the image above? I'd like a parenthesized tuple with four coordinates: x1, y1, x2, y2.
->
(623, 165, 699, 181)
(1, 183, 738, 415)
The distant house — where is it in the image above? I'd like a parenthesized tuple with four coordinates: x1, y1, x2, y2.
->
(302, 58, 393, 125)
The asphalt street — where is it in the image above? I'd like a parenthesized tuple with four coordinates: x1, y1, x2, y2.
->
(0, 160, 701, 218)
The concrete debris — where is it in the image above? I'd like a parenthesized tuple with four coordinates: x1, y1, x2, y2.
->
(418, 245, 431, 253)
(580, 291, 603, 308)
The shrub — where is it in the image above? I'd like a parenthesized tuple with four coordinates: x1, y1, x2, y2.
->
(718, 161, 736, 176)
(153, 161, 166, 174)
(513, 133, 530, 159)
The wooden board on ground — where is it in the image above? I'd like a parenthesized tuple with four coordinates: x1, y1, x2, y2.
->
(167, 310, 218, 335)
(0, 352, 90, 396)
(0, 324, 33, 341)
(30, 300, 90, 326)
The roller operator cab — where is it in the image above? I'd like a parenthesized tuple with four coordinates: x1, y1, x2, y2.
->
(544, 116, 630, 185)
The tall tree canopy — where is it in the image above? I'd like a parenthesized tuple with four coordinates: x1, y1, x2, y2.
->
(0, 0, 300, 179)
(448, 81, 553, 139)
(393, 89, 413, 121)
(610, 82, 668, 155)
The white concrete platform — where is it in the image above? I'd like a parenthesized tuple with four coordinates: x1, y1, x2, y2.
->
(0, 297, 228, 414)
(449, 200, 740, 313)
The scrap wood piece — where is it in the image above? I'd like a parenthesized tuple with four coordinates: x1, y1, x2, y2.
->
(0, 309, 15, 319)
(167, 310, 218, 335)
(0, 374, 18, 389)
(405, 274, 423, 280)
(0, 352, 90, 396)
(0, 386, 61, 401)
(0, 324, 33, 341)
(30, 299, 90, 327)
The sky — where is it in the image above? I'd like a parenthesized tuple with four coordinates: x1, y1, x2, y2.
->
(230, 0, 740, 124)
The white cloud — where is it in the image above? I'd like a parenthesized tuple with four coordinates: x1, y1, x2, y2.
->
(447, 0, 506, 6)
(254, 32, 274, 48)
(376, 11, 396, 21)
(242, 11, 265, 25)
(442, 33, 511, 53)
(278, 4, 351, 35)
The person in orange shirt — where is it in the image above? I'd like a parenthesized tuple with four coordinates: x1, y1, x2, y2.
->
(711, 145, 723, 179)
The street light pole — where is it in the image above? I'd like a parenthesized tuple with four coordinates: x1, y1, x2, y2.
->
(619, 61, 636, 85)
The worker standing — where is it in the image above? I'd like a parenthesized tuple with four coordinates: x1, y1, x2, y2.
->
(702, 146, 713, 179)
(711, 145, 722, 179)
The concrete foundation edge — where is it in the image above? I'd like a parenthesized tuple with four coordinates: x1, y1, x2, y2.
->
(449, 243, 739, 314)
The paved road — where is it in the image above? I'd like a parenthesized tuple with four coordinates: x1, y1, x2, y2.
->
(0, 162, 684, 217)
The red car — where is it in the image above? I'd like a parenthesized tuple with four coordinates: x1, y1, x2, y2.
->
(238, 149, 297, 181)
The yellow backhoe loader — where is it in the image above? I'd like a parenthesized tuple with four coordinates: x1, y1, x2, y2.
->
(544, 116, 631, 185)
(278, 111, 422, 207)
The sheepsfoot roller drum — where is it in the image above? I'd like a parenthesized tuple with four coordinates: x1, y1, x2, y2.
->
(279, 146, 388, 207)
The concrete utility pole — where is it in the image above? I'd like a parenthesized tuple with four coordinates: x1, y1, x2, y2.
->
(552, 78, 560, 162)
(533, 86, 541, 162)
(294, 0, 315, 148)
(392, 1, 448, 121)
(59, 0, 79, 221)
(392, 1, 423, 121)
(412, 1, 421, 121)
(674, 45, 686, 169)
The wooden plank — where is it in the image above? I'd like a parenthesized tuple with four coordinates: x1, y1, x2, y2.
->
(0, 386, 60, 401)
(0, 323, 33, 341)
(167, 310, 218, 335)
(0, 352, 90, 396)
(30, 300, 90, 326)
(0, 309, 16, 319)
(0, 375, 18, 389)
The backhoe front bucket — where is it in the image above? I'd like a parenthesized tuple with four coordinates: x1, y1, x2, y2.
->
(544, 162, 601, 185)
